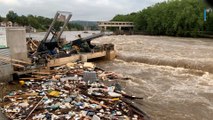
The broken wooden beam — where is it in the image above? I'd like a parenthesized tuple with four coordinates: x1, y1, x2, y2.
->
(32, 72, 51, 75)
(0, 56, 31, 65)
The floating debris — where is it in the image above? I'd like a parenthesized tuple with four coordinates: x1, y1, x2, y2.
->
(0, 62, 148, 120)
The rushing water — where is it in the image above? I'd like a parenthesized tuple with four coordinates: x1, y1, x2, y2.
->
(93, 35, 213, 120)
(30, 32, 213, 120)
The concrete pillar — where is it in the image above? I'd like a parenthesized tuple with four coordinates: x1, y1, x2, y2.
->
(105, 50, 116, 60)
(101, 27, 105, 32)
(104, 26, 107, 31)
(119, 26, 122, 31)
(6, 27, 29, 62)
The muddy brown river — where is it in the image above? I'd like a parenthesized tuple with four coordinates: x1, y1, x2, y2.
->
(93, 35, 213, 120)
(31, 32, 213, 120)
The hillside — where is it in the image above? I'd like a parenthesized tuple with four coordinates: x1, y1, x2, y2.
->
(71, 20, 98, 30)
(112, 0, 213, 37)
(0, 11, 84, 31)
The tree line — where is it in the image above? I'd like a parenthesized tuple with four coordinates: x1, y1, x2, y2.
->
(0, 11, 84, 31)
(112, 0, 213, 37)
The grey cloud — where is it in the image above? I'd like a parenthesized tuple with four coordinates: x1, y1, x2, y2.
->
(0, 0, 166, 21)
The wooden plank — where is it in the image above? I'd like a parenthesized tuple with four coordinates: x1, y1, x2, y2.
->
(89, 99, 109, 109)
(48, 55, 80, 67)
(0, 56, 31, 65)
(12, 63, 25, 68)
(31, 40, 38, 48)
(0, 59, 25, 68)
(20, 77, 43, 81)
(24, 96, 44, 120)
(5, 93, 38, 98)
(31, 75, 48, 79)
(48, 51, 107, 67)
(32, 72, 51, 75)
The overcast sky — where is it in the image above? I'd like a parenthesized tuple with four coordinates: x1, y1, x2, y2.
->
(0, 0, 166, 21)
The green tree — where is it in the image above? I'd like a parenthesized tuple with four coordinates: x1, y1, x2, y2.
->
(111, 0, 209, 37)
(17, 15, 29, 26)
(6, 11, 18, 23)
(37, 16, 52, 30)
(27, 15, 40, 29)
(54, 21, 64, 31)
(112, 13, 137, 22)
(2, 10, 89, 32)
(0, 16, 3, 22)
(67, 23, 84, 31)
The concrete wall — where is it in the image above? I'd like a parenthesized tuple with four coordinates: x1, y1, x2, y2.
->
(0, 27, 7, 48)
(0, 27, 28, 82)
(6, 27, 28, 62)
(0, 64, 13, 82)
(0, 48, 13, 82)
(48, 51, 107, 67)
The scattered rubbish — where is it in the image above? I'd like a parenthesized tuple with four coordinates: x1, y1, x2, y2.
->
(92, 115, 100, 120)
(0, 62, 148, 120)
(83, 71, 98, 83)
(24, 11, 112, 68)
(108, 91, 122, 97)
(48, 91, 60, 97)
(66, 62, 76, 68)
(19, 80, 25, 86)
(83, 62, 95, 69)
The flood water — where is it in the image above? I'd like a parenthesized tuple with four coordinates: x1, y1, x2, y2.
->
(31, 32, 213, 120)
(94, 35, 213, 120)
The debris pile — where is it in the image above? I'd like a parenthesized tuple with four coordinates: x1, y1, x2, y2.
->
(27, 37, 40, 54)
(0, 62, 148, 120)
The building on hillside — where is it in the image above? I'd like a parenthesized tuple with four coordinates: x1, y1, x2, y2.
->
(0, 21, 7, 27)
(7, 21, 13, 27)
(0, 21, 13, 27)
(0, 21, 22, 27)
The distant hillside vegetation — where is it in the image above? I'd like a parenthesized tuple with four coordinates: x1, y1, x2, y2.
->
(0, 11, 84, 31)
(112, 0, 213, 37)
